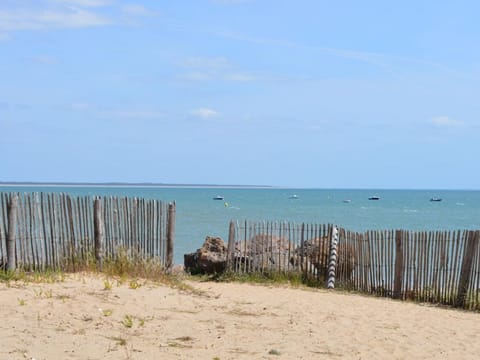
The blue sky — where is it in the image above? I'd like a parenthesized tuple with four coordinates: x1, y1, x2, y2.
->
(1, 0, 479, 189)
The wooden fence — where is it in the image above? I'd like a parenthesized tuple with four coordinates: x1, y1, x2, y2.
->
(227, 221, 480, 310)
(0, 192, 175, 272)
(226, 221, 333, 276)
(337, 228, 480, 309)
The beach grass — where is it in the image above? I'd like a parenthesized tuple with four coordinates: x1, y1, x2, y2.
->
(193, 270, 323, 289)
(0, 256, 202, 296)
(2, 259, 480, 311)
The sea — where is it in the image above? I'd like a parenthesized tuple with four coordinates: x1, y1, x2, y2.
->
(1, 186, 479, 265)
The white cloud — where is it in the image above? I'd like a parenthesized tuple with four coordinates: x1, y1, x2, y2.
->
(48, 0, 113, 7)
(39, 8, 111, 28)
(191, 108, 219, 119)
(223, 72, 255, 81)
(0, 2, 159, 34)
(121, 4, 159, 17)
(0, 7, 111, 31)
(430, 116, 464, 127)
(213, 30, 454, 79)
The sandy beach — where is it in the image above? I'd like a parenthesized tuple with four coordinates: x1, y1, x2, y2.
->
(1, 273, 479, 360)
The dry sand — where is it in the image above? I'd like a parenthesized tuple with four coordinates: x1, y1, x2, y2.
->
(0, 274, 479, 360)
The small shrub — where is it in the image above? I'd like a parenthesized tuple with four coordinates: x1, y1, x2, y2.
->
(122, 314, 134, 328)
(57, 294, 70, 303)
(268, 349, 281, 355)
(129, 279, 141, 289)
(103, 279, 113, 290)
(112, 337, 127, 346)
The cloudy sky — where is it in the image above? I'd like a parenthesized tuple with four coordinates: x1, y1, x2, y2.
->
(1, 0, 479, 188)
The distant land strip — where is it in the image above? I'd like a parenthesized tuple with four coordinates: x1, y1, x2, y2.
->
(0, 181, 273, 189)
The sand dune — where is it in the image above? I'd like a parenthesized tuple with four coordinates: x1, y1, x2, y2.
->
(1, 274, 479, 359)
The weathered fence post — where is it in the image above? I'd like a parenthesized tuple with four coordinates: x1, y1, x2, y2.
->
(166, 202, 176, 270)
(393, 230, 404, 299)
(226, 220, 235, 270)
(327, 225, 339, 289)
(300, 222, 306, 273)
(94, 197, 104, 271)
(455, 230, 479, 308)
(7, 194, 19, 271)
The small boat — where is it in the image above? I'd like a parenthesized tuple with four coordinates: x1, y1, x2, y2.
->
(212, 195, 224, 200)
(368, 196, 380, 200)
(288, 195, 299, 199)
(430, 197, 442, 202)
(343, 199, 351, 203)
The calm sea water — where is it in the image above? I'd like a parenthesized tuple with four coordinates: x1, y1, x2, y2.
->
(1, 186, 479, 264)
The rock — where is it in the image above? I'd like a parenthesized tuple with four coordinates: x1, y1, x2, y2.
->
(183, 252, 198, 272)
(295, 236, 354, 280)
(234, 234, 295, 270)
(184, 236, 227, 274)
(184, 233, 354, 278)
(170, 264, 185, 275)
(294, 236, 330, 277)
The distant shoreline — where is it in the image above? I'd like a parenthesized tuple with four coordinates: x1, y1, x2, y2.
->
(0, 182, 273, 189)
(0, 182, 478, 191)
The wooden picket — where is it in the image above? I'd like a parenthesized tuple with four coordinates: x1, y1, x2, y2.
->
(0, 192, 174, 271)
(227, 220, 480, 310)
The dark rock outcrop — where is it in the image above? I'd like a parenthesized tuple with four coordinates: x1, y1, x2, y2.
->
(184, 236, 227, 274)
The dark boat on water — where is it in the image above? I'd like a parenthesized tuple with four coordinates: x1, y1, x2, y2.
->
(430, 197, 442, 202)
(212, 195, 224, 200)
(368, 196, 380, 200)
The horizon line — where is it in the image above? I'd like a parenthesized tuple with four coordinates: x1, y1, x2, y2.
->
(0, 181, 273, 189)
(0, 181, 478, 191)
